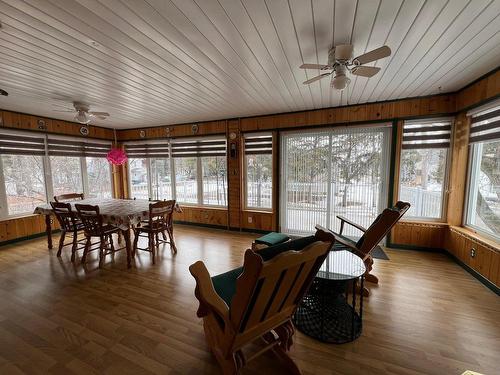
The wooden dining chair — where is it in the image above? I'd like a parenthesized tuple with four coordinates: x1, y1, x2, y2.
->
(133, 199, 177, 264)
(50, 201, 86, 261)
(327, 201, 410, 295)
(54, 192, 84, 202)
(75, 204, 123, 267)
(189, 227, 335, 375)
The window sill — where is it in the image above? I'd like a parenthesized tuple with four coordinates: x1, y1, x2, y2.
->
(243, 209, 274, 215)
(177, 205, 228, 211)
(0, 213, 40, 223)
(399, 219, 448, 226)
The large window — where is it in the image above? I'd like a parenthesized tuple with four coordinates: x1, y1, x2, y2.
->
(126, 137, 227, 207)
(244, 134, 273, 210)
(280, 125, 391, 236)
(50, 156, 83, 197)
(86, 157, 112, 198)
(150, 158, 172, 200)
(174, 157, 198, 204)
(465, 105, 500, 240)
(0, 130, 113, 218)
(399, 119, 452, 220)
(202, 156, 227, 206)
(0, 155, 47, 216)
(128, 158, 149, 200)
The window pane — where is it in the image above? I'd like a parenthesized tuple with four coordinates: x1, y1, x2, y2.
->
(399, 148, 447, 219)
(86, 157, 112, 198)
(1, 155, 46, 215)
(467, 140, 500, 238)
(50, 156, 83, 197)
(202, 156, 227, 206)
(129, 158, 149, 199)
(246, 154, 272, 209)
(175, 157, 197, 204)
(150, 158, 172, 200)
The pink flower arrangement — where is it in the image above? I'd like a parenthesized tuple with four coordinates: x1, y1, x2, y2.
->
(106, 148, 128, 165)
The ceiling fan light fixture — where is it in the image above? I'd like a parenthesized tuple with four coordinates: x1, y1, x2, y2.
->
(332, 74, 350, 90)
(74, 110, 90, 124)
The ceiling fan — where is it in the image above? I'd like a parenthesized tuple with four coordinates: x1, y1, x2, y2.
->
(300, 45, 391, 90)
(54, 101, 110, 124)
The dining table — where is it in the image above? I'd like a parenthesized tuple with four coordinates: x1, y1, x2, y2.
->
(34, 198, 181, 268)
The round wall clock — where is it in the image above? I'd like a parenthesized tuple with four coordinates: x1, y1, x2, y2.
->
(80, 126, 89, 136)
(192, 124, 199, 134)
(37, 119, 46, 130)
(229, 132, 237, 140)
(139, 130, 146, 138)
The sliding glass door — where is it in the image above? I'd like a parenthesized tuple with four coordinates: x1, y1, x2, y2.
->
(280, 124, 391, 236)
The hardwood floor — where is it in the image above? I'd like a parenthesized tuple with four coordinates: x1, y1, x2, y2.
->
(0, 225, 498, 375)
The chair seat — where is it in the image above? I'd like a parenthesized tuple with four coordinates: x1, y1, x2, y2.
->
(211, 267, 243, 307)
(85, 224, 119, 237)
(255, 232, 290, 247)
(136, 223, 167, 232)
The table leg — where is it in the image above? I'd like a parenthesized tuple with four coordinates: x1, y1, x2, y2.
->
(123, 227, 132, 269)
(45, 214, 53, 250)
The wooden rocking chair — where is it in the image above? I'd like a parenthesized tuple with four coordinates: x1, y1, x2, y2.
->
(189, 227, 335, 375)
(329, 201, 410, 296)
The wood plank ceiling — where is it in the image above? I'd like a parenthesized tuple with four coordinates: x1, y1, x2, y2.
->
(0, 0, 499, 129)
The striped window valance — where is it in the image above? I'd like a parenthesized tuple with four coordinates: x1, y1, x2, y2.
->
(0, 132, 46, 155)
(125, 142, 170, 158)
(469, 106, 500, 144)
(402, 119, 452, 150)
(244, 133, 273, 155)
(47, 137, 111, 157)
(171, 138, 226, 158)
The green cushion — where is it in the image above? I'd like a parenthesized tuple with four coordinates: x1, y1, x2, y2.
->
(211, 267, 243, 307)
(210, 235, 319, 308)
(255, 232, 290, 246)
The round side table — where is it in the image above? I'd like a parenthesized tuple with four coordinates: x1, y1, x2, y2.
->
(293, 250, 366, 344)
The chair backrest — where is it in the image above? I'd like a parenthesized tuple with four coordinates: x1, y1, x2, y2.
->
(54, 193, 84, 202)
(148, 200, 176, 228)
(355, 201, 410, 254)
(229, 229, 335, 345)
(75, 204, 103, 236)
(50, 201, 78, 231)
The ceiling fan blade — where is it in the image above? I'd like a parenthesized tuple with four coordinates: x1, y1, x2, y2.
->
(353, 46, 391, 65)
(303, 73, 331, 85)
(89, 111, 110, 116)
(351, 66, 381, 77)
(300, 63, 331, 70)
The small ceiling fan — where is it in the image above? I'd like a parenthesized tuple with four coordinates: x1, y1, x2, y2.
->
(300, 45, 391, 90)
(53, 101, 110, 124)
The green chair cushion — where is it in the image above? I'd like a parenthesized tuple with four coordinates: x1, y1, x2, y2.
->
(210, 235, 319, 308)
(255, 232, 290, 246)
(211, 267, 243, 307)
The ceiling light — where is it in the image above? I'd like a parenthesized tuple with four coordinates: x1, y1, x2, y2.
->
(331, 74, 350, 90)
(74, 110, 90, 124)
(0, 88, 8, 96)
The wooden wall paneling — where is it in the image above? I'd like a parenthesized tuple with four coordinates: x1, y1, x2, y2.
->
(446, 226, 500, 286)
(447, 113, 470, 226)
(117, 120, 227, 141)
(391, 222, 447, 249)
(455, 69, 500, 111)
(174, 207, 228, 227)
(240, 211, 274, 232)
(227, 119, 241, 229)
(0, 109, 114, 140)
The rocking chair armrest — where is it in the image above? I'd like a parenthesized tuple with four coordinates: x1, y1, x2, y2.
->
(189, 261, 231, 326)
(333, 234, 359, 252)
(336, 215, 367, 234)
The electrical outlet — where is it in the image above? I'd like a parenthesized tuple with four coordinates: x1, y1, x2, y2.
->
(248, 216, 253, 223)
(470, 248, 476, 258)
